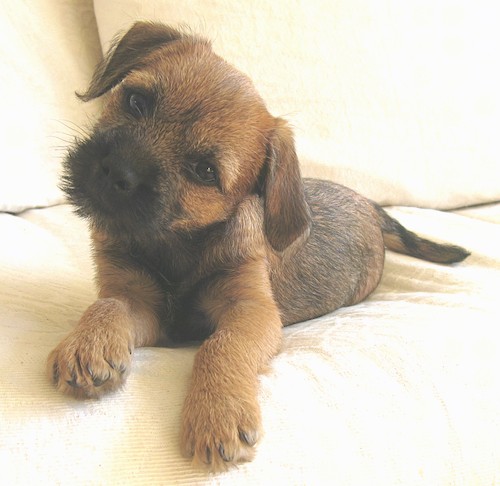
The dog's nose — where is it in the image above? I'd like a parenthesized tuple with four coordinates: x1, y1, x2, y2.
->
(100, 157, 140, 193)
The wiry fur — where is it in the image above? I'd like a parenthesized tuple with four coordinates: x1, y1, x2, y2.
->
(48, 21, 469, 471)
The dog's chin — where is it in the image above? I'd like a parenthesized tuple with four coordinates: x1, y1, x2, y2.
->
(81, 200, 161, 238)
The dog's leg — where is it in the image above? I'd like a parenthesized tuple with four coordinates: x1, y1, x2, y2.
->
(47, 265, 163, 399)
(181, 258, 282, 470)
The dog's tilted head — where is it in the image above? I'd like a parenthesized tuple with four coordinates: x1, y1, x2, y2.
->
(62, 21, 310, 252)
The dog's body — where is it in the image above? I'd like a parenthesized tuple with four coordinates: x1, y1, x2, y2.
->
(48, 22, 469, 470)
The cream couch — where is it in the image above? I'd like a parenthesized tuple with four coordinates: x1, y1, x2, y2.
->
(1, 1, 499, 484)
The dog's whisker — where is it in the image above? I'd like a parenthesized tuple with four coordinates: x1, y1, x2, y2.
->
(48, 134, 79, 145)
(55, 119, 91, 138)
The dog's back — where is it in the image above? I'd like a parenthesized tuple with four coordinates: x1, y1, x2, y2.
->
(268, 178, 469, 326)
(269, 179, 385, 325)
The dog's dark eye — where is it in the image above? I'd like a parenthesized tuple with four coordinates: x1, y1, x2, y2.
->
(194, 159, 218, 185)
(126, 92, 150, 118)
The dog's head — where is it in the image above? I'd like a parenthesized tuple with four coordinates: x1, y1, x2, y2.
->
(63, 22, 310, 252)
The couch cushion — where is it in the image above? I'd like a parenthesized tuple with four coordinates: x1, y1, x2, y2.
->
(93, 0, 500, 209)
(0, 1, 102, 213)
(1, 203, 499, 484)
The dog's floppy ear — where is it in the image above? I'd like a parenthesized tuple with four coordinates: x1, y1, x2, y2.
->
(262, 119, 311, 252)
(78, 21, 185, 101)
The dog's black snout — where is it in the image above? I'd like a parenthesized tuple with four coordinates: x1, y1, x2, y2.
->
(100, 155, 141, 194)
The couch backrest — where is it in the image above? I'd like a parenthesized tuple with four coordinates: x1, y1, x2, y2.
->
(0, 0, 102, 213)
(2, 0, 499, 213)
(94, 0, 500, 210)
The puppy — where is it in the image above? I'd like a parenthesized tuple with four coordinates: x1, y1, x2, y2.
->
(48, 22, 469, 470)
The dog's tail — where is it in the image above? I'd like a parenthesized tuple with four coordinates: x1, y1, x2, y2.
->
(375, 205, 470, 264)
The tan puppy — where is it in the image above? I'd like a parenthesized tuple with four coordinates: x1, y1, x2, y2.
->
(48, 22, 469, 470)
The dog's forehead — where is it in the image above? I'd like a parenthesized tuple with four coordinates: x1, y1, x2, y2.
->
(127, 41, 266, 124)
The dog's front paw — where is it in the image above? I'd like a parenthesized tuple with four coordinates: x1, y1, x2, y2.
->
(181, 384, 261, 471)
(47, 314, 133, 399)
(48, 329, 132, 399)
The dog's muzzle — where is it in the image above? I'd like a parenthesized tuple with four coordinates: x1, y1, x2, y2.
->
(99, 150, 143, 195)
(62, 127, 167, 233)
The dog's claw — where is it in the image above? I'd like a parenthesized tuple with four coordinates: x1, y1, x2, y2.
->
(52, 362, 60, 384)
(86, 365, 109, 387)
(238, 428, 257, 446)
(66, 374, 82, 388)
(92, 372, 110, 387)
(103, 358, 127, 375)
(104, 358, 116, 370)
(218, 443, 233, 462)
(204, 446, 212, 465)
